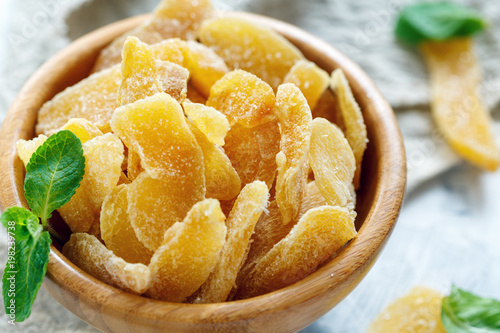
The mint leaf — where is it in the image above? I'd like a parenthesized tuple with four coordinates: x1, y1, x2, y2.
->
(395, 2, 487, 45)
(1, 207, 51, 322)
(24, 130, 85, 225)
(442, 285, 500, 333)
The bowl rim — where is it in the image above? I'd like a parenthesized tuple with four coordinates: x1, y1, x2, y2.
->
(0, 11, 406, 329)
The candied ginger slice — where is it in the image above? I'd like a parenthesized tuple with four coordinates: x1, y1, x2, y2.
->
(331, 69, 367, 188)
(224, 121, 280, 189)
(92, 0, 213, 72)
(101, 184, 153, 265)
(283, 60, 329, 110)
(155, 60, 189, 103)
(275, 83, 312, 225)
(308, 118, 355, 210)
(183, 100, 229, 146)
(63, 233, 151, 294)
(207, 70, 276, 128)
(367, 287, 446, 333)
(16, 135, 48, 166)
(127, 172, 205, 251)
(111, 93, 205, 182)
(236, 206, 356, 299)
(118, 37, 162, 106)
(199, 17, 304, 90)
(36, 65, 121, 135)
(60, 118, 103, 143)
(188, 121, 240, 201)
(195, 181, 269, 303)
(147, 199, 226, 302)
(150, 38, 185, 66)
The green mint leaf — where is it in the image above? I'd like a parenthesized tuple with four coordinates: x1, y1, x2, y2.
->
(395, 2, 487, 45)
(24, 130, 85, 224)
(442, 285, 500, 333)
(1, 207, 51, 322)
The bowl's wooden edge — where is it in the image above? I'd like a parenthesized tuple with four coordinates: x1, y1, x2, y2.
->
(0, 12, 406, 332)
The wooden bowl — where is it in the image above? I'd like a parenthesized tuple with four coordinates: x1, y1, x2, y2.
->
(0, 12, 406, 333)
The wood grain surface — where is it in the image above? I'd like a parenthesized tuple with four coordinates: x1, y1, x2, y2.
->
(0, 12, 406, 333)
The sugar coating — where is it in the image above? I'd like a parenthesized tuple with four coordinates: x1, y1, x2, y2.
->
(155, 60, 189, 102)
(92, 0, 214, 72)
(366, 287, 446, 333)
(16, 135, 48, 166)
(151, 38, 186, 66)
(183, 100, 229, 146)
(236, 205, 356, 299)
(36, 65, 122, 135)
(283, 59, 330, 110)
(187, 121, 240, 201)
(199, 17, 304, 90)
(308, 118, 356, 212)
(207, 70, 276, 128)
(331, 69, 367, 188)
(63, 233, 151, 294)
(194, 181, 269, 303)
(100, 184, 153, 265)
(224, 121, 280, 189)
(274, 83, 312, 225)
(146, 199, 226, 302)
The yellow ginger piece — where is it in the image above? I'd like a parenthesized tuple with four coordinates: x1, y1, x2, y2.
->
(63, 233, 151, 294)
(118, 37, 162, 106)
(421, 38, 499, 171)
(155, 60, 189, 103)
(147, 199, 226, 302)
(101, 185, 153, 265)
(36, 65, 122, 135)
(188, 122, 240, 201)
(16, 135, 48, 166)
(92, 0, 214, 72)
(60, 118, 103, 143)
(195, 181, 269, 303)
(308, 118, 356, 211)
(111, 93, 205, 182)
(283, 60, 330, 110)
(275, 84, 312, 225)
(199, 17, 303, 90)
(236, 206, 356, 299)
(331, 69, 368, 188)
(207, 70, 276, 128)
(183, 100, 229, 146)
(367, 287, 446, 333)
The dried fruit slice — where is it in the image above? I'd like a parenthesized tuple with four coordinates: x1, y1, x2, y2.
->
(194, 181, 269, 303)
(58, 133, 124, 233)
(127, 171, 205, 252)
(308, 118, 356, 210)
(275, 84, 312, 225)
(60, 118, 103, 143)
(147, 199, 226, 302)
(367, 287, 446, 333)
(36, 65, 122, 135)
(155, 60, 189, 103)
(188, 122, 240, 201)
(16, 135, 48, 166)
(331, 69, 368, 188)
(111, 93, 205, 182)
(236, 205, 356, 299)
(118, 37, 162, 106)
(207, 70, 276, 128)
(283, 60, 329, 110)
(101, 184, 153, 265)
(63, 233, 151, 294)
(92, 0, 214, 72)
(224, 121, 281, 189)
(421, 38, 500, 171)
(199, 17, 303, 90)
(183, 100, 229, 146)
(151, 38, 185, 66)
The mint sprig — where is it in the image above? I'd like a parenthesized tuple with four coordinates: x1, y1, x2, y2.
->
(442, 285, 500, 333)
(395, 2, 488, 45)
(1, 130, 85, 323)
